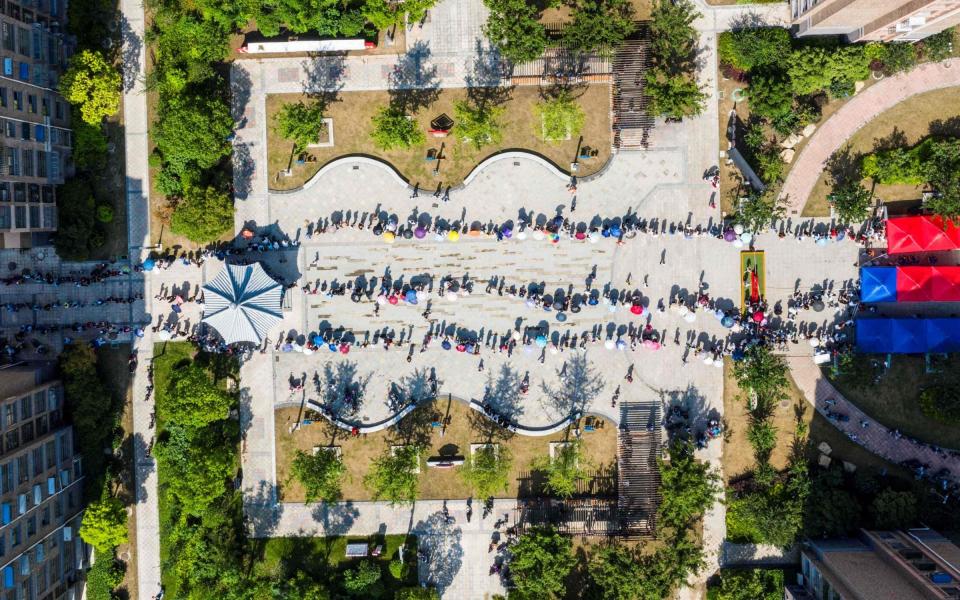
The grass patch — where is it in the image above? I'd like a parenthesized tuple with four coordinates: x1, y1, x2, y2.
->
(826, 356, 960, 450)
(266, 84, 611, 190)
(802, 86, 960, 216)
(276, 398, 617, 501)
(257, 534, 416, 584)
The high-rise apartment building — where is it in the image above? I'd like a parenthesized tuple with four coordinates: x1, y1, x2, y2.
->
(0, 0, 73, 248)
(0, 366, 87, 600)
(792, 0, 960, 42)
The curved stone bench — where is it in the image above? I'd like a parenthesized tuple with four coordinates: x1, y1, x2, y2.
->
(302, 394, 612, 436)
(271, 148, 613, 195)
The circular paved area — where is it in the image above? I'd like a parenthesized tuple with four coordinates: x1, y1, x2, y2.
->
(780, 60, 960, 216)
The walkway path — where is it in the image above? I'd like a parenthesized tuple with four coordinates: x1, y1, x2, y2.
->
(119, 0, 161, 593)
(788, 356, 960, 481)
(780, 60, 960, 216)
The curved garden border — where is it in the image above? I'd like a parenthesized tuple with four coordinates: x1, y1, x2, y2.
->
(300, 394, 616, 435)
(779, 60, 960, 216)
(271, 148, 613, 195)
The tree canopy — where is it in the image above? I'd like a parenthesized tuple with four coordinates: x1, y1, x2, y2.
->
(871, 489, 918, 530)
(152, 93, 233, 194)
(830, 181, 872, 224)
(80, 497, 129, 552)
(645, 0, 704, 119)
(536, 91, 586, 143)
(483, 0, 547, 65)
(658, 440, 720, 531)
(533, 440, 586, 499)
(370, 106, 426, 150)
(60, 50, 121, 125)
(276, 99, 327, 154)
(170, 186, 234, 243)
(454, 100, 505, 151)
(709, 569, 784, 600)
(507, 527, 576, 600)
(718, 27, 791, 72)
(363, 445, 421, 505)
(563, 0, 635, 56)
(290, 448, 346, 503)
(735, 191, 787, 234)
(461, 445, 511, 499)
(160, 363, 234, 429)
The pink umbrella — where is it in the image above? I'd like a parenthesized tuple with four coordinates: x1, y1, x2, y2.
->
(752, 310, 764, 323)
(642, 339, 661, 350)
(575, 232, 586, 240)
(339, 344, 350, 354)
(630, 305, 643, 315)
(389, 296, 399, 305)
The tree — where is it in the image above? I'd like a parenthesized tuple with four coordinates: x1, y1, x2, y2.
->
(804, 486, 861, 538)
(563, 0, 635, 55)
(285, 571, 331, 600)
(736, 190, 787, 234)
(536, 91, 585, 143)
(658, 440, 720, 531)
(290, 448, 345, 502)
(153, 93, 233, 182)
(80, 498, 128, 552)
(170, 185, 234, 243)
(342, 560, 382, 596)
(710, 569, 784, 600)
(275, 99, 327, 154)
(924, 139, 960, 218)
(871, 489, 918, 529)
(483, 0, 547, 64)
(830, 181, 872, 224)
(72, 117, 109, 171)
(827, 45, 871, 85)
(60, 50, 121, 125)
(717, 27, 791, 71)
(507, 527, 575, 600)
(454, 100, 504, 151)
(533, 440, 585, 499)
(881, 42, 918, 73)
(160, 364, 233, 429)
(461, 445, 511, 498)
(747, 72, 793, 120)
(54, 179, 105, 261)
(645, 68, 707, 119)
(370, 106, 425, 150)
(590, 536, 706, 600)
(363, 0, 437, 30)
(363, 445, 421, 505)
(733, 345, 789, 410)
(787, 47, 832, 96)
(921, 27, 956, 62)
(154, 426, 235, 516)
(746, 420, 777, 465)
(394, 588, 439, 600)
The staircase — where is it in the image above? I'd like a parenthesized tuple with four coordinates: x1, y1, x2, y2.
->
(611, 30, 654, 150)
(616, 402, 661, 536)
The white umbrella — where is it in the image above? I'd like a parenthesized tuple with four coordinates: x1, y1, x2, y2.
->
(303, 347, 314, 355)
(435, 233, 445, 241)
(446, 292, 458, 302)
(293, 344, 303, 353)
(733, 224, 744, 234)
(684, 312, 696, 323)
(549, 347, 559, 355)
(714, 360, 723, 368)
(604, 340, 615, 350)
(589, 232, 600, 244)
(416, 291, 428, 301)
(733, 239, 744, 248)
(533, 231, 545, 241)
(703, 356, 714, 365)
(512, 331, 521, 340)
(157, 330, 172, 341)
(517, 231, 527, 240)
(809, 338, 820, 347)
(678, 305, 689, 316)
(201, 262, 282, 345)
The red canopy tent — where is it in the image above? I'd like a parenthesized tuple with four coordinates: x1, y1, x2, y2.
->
(886, 216, 960, 254)
(896, 266, 960, 302)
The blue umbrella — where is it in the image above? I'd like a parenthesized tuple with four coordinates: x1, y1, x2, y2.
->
(466, 344, 475, 353)
(601, 229, 611, 238)
(588, 297, 599, 306)
(405, 290, 417, 303)
(328, 343, 338, 351)
(610, 226, 622, 237)
(312, 335, 324, 345)
(442, 340, 452, 350)
(732, 349, 745, 361)
(142, 258, 155, 271)
(721, 316, 735, 328)
(535, 335, 548, 348)
(556, 312, 567, 322)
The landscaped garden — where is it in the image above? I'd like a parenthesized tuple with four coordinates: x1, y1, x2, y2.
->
(716, 24, 959, 219)
(275, 399, 617, 502)
(266, 84, 612, 190)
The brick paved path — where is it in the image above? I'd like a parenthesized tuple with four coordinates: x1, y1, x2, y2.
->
(780, 60, 960, 216)
(788, 356, 960, 481)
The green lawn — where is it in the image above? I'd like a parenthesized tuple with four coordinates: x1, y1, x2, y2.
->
(826, 356, 960, 450)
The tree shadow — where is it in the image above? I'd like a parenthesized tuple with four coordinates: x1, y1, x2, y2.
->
(825, 145, 863, 188)
(316, 361, 374, 419)
(310, 501, 360, 536)
(389, 41, 441, 114)
(412, 511, 464, 596)
(538, 352, 605, 421)
(390, 403, 437, 448)
(871, 127, 908, 153)
(302, 55, 347, 106)
(465, 39, 513, 110)
(388, 367, 439, 412)
(929, 116, 960, 139)
(118, 13, 142, 94)
(230, 63, 253, 122)
(483, 364, 525, 420)
(245, 480, 284, 538)
(232, 140, 255, 201)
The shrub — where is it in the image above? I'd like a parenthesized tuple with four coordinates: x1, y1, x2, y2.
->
(394, 588, 439, 600)
(388, 558, 404, 580)
(746, 72, 793, 120)
(709, 569, 784, 600)
(343, 560, 382, 596)
(72, 117, 109, 170)
(920, 383, 960, 425)
(96, 204, 114, 223)
(881, 42, 918, 73)
(920, 27, 955, 62)
(80, 497, 128, 552)
(828, 78, 855, 99)
(717, 27, 791, 71)
(787, 47, 832, 96)
(85, 557, 124, 600)
(871, 489, 918, 529)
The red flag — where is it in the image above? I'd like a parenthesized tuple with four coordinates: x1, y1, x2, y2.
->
(750, 269, 760, 303)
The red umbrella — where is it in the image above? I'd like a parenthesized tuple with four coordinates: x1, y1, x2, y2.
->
(241, 229, 255, 239)
(339, 344, 350, 354)
(456, 344, 466, 352)
(575, 232, 586, 240)
(388, 295, 399, 305)
(630, 305, 643, 315)
(752, 310, 764, 323)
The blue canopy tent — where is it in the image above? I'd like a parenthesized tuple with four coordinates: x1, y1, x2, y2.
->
(860, 267, 897, 303)
(856, 318, 960, 354)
